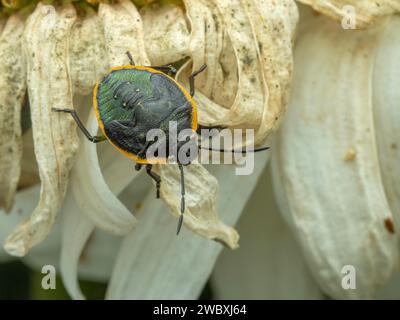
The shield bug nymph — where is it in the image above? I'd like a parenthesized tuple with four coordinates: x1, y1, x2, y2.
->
(53, 52, 269, 235)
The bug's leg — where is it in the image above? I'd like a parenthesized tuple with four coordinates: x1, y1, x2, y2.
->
(189, 64, 207, 97)
(134, 163, 143, 171)
(126, 51, 175, 74)
(176, 163, 185, 235)
(145, 164, 161, 199)
(136, 141, 152, 159)
(146, 65, 177, 76)
(196, 124, 226, 135)
(52, 108, 106, 143)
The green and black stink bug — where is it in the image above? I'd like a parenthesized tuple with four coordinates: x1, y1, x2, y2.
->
(53, 52, 269, 235)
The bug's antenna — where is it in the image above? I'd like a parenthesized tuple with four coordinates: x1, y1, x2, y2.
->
(198, 144, 270, 154)
(177, 163, 185, 235)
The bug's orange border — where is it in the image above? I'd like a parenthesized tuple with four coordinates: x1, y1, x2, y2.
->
(93, 65, 198, 165)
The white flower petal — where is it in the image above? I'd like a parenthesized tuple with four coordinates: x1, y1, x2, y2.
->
(211, 168, 322, 299)
(376, 272, 400, 299)
(106, 153, 268, 299)
(372, 16, 400, 238)
(68, 101, 137, 236)
(60, 198, 94, 300)
(271, 14, 399, 299)
(60, 93, 142, 299)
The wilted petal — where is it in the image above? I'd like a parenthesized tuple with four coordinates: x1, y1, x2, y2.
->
(271, 14, 398, 299)
(0, 14, 26, 212)
(297, 0, 400, 28)
(249, 0, 299, 144)
(184, 0, 261, 127)
(182, 0, 298, 145)
(4, 4, 78, 257)
(211, 169, 322, 299)
(106, 153, 268, 299)
(141, 3, 190, 65)
(69, 12, 109, 96)
(182, 0, 224, 98)
(0, 186, 39, 262)
(160, 164, 238, 249)
(99, 0, 150, 66)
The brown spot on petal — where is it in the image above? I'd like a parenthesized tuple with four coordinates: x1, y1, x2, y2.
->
(134, 202, 143, 211)
(312, 9, 321, 17)
(344, 148, 356, 162)
(384, 218, 395, 234)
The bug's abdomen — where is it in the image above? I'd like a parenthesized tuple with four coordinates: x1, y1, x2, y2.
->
(95, 67, 194, 161)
